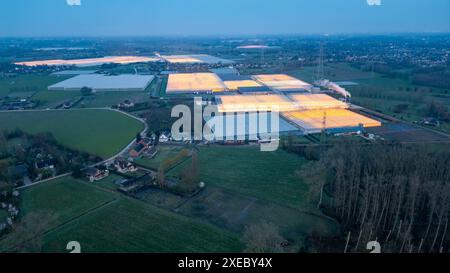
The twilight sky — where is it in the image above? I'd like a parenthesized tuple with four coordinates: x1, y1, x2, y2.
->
(1, 0, 449, 37)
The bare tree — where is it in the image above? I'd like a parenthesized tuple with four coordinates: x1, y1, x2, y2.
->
(242, 221, 285, 253)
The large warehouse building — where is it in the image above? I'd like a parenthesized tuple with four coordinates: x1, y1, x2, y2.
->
(216, 93, 381, 135)
(16, 56, 160, 67)
(166, 73, 227, 94)
(252, 74, 313, 92)
(282, 109, 381, 134)
(48, 74, 155, 91)
(165, 72, 312, 95)
(161, 54, 234, 64)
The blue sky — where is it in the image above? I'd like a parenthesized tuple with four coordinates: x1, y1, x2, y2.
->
(1, 0, 450, 37)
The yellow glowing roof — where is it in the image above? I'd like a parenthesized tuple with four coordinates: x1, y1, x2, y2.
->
(223, 80, 263, 90)
(162, 56, 203, 63)
(290, 94, 348, 110)
(217, 94, 297, 113)
(283, 109, 381, 131)
(15, 56, 159, 67)
(253, 74, 312, 91)
(166, 73, 227, 93)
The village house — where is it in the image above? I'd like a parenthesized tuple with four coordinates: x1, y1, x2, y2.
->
(114, 158, 138, 174)
(159, 133, 170, 143)
(129, 138, 152, 158)
(118, 100, 135, 108)
(34, 158, 55, 170)
(85, 167, 109, 182)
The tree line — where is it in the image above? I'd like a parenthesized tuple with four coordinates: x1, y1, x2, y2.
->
(307, 142, 450, 253)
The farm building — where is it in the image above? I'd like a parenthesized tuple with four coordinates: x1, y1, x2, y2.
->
(48, 74, 155, 91)
(252, 74, 313, 92)
(16, 56, 160, 67)
(166, 73, 227, 94)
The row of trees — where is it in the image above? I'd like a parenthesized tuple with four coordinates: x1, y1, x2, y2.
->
(307, 142, 450, 253)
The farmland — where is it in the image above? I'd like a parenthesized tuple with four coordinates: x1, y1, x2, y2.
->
(0, 109, 144, 158)
(0, 177, 243, 253)
(139, 145, 338, 249)
(135, 145, 185, 170)
(168, 146, 311, 209)
(0, 75, 69, 98)
(75, 91, 149, 108)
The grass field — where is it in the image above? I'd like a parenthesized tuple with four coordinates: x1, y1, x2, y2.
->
(177, 186, 338, 249)
(289, 63, 376, 83)
(75, 91, 149, 108)
(148, 76, 167, 98)
(135, 146, 185, 170)
(0, 177, 243, 253)
(20, 177, 116, 224)
(348, 77, 449, 123)
(32, 90, 81, 109)
(0, 109, 144, 158)
(32, 90, 82, 109)
(169, 146, 310, 209)
(0, 75, 70, 98)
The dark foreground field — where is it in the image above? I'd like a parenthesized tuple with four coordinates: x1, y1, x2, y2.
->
(0, 177, 244, 253)
(0, 145, 338, 253)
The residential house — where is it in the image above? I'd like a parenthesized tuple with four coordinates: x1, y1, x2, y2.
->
(114, 158, 138, 174)
(85, 167, 109, 182)
(129, 138, 151, 158)
(35, 159, 55, 170)
(118, 100, 135, 109)
(159, 133, 169, 143)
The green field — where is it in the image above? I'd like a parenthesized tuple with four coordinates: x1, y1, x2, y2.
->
(169, 146, 310, 209)
(0, 75, 70, 98)
(289, 63, 376, 83)
(141, 145, 338, 248)
(0, 109, 144, 158)
(32, 90, 82, 109)
(135, 145, 185, 170)
(75, 91, 149, 108)
(348, 76, 450, 122)
(0, 177, 243, 253)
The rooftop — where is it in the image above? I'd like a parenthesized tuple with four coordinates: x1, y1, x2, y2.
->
(16, 56, 160, 67)
(252, 74, 312, 92)
(162, 54, 234, 64)
(282, 109, 382, 133)
(48, 74, 154, 91)
(289, 94, 348, 110)
(166, 73, 227, 93)
(217, 94, 297, 113)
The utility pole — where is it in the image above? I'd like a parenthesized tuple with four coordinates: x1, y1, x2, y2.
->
(321, 110, 327, 144)
(314, 42, 325, 83)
